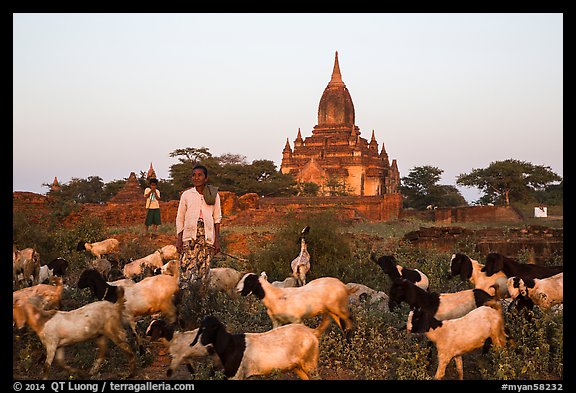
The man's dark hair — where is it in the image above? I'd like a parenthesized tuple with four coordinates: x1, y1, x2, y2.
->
(149, 178, 158, 185)
(192, 165, 208, 177)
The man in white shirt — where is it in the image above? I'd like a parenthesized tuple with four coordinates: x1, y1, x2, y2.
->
(175, 165, 222, 289)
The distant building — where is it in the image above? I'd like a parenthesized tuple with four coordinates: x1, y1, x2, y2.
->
(50, 176, 61, 192)
(280, 51, 400, 196)
(147, 162, 157, 180)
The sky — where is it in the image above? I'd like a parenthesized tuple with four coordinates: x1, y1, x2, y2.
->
(13, 13, 563, 203)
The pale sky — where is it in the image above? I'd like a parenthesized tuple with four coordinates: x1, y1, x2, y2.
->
(13, 13, 563, 203)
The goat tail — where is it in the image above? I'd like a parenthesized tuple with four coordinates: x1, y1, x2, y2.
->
(313, 314, 332, 339)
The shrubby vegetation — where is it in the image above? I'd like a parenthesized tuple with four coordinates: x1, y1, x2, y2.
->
(12, 211, 562, 380)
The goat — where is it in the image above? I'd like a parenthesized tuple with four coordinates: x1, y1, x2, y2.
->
(159, 244, 180, 261)
(13, 277, 65, 327)
(13, 288, 136, 379)
(271, 276, 300, 288)
(189, 314, 331, 380)
(507, 273, 563, 310)
(76, 238, 120, 259)
(205, 267, 246, 297)
(346, 282, 389, 311)
(449, 253, 509, 299)
(122, 249, 166, 279)
(77, 265, 180, 352)
(89, 258, 112, 280)
(409, 300, 507, 380)
(388, 278, 494, 322)
(145, 319, 222, 378)
(236, 272, 353, 337)
(39, 258, 69, 284)
(291, 226, 311, 286)
(13, 247, 41, 289)
(482, 252, 563, 280)
(371, 254, 429, 291)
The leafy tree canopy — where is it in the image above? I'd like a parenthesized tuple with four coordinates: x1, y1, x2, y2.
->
(400, 166, 467, 210)
(456, 159, 562, 206)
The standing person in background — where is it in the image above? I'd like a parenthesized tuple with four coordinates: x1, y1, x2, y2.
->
(175, 165, 221, 291)
(144, 178, 161, 238)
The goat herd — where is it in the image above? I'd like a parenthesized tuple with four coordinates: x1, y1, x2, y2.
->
(12, 228, 563, 381)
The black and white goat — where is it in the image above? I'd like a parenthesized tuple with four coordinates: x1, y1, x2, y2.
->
(291, 226, 311, 286)
(145, 319, 222, 378)
(371, 254, 429, 291)
(506, 273, 563, 310)
(409, 300, 507, 380)
(482, 252, 563, 280)
(189, 314, 330, 380)
(449, 253, 509, 299)
(388, 278, 494, 322)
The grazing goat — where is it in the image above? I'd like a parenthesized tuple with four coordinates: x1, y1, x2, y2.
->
(76, 238, 120, 259)
(77, 265, 180, 352)
(482, 252, 563, 280)
(89, 258, 112, 280)
(388, 278, 493, 321)
(236, 272, 353, 337)
(372, 254, 429, 291)
(13, 247, 41, 289)
(272, 276, 300, 288)
(145, 319, 222, 378)
(38, 258, 69, 284)
(13, 277, 65, 327)
(122, 248, 168, 279)
(409, 301, 507, 380)
(449, 253, 509, 299)
(205, 267, 246, 297)
(13, 288, 136, 379)
(190, 314, 330, 380)
(291, 226, 311, 286)
(507, 273, 563, 310)
(346, 282, 389, 311)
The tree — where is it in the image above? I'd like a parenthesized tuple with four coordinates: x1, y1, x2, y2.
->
(456, 159, 562, 206)
(400, 166, 467, 210)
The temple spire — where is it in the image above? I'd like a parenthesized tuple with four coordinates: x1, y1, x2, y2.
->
(328, 51, 345, 87)
(147, 162, 157, 180)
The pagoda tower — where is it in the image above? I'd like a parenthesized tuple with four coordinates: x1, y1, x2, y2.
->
(280, 51, 400, 196)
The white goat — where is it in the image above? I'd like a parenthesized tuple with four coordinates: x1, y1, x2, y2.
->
(13, 247, 41, 289)
(190, 314, 331, 380)
(346, 282, 389, 311)
(145, 319, 222, 378)
(77, 265, 180, 353)
(89, 258, 112, 280)
(13, 288, 136, 380)
(450, 253, 509, 299)
(13, 277, 65, 326)
(236, 272, 353, 336)
(506, 273, 563, 309)
(409, 300, 507, 380)
(205, 267, 246, 297)
(77, 238, 120, 259)
(122, 249, 165, 279)
(291, 226, 311, 286)
(272, 276, 300, 288)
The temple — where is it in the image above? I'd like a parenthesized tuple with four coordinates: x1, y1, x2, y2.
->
(281, 51, 400, 196)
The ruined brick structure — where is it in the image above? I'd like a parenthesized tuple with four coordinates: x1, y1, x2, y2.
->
(281, 51, 400, 197)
